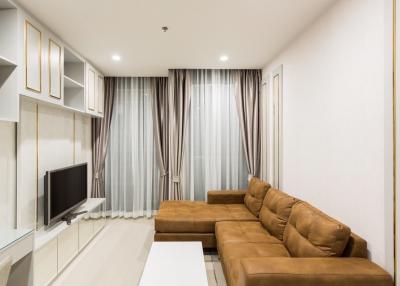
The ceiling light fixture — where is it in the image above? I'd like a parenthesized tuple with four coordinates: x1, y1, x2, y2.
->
(219, 55, 229, 62)
(161, 26, 168, 32)
(112, 54, 121, 61)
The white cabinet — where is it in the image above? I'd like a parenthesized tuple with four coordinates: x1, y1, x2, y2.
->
(33, 238, 57, 286)
(0, 5, 18, 121)
(97, 74, 104, 115)
(25, 20, 41, 93)
(86, 63, 104, 117)
(48, 39, 62, 99)
(87, 65, 96, 112)
(0, 3, 105, 122)
(33, 199, 106, 286)
(57, 222, 79, 272)
(18, 10, 65, 107)
(63, 46, 85, 111)
(92, 204, 106, 235)
(78, 216, 93, 250)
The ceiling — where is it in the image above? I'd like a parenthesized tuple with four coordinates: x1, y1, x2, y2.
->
(15, 0, 336, 76)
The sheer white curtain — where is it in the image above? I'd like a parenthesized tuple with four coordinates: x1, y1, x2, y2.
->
(182, 70, 248, 201)
(105, 78, 159, 217)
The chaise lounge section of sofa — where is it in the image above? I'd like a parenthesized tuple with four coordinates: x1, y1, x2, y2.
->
(154, 178, 270, 248)
(154, 177, 393, 286)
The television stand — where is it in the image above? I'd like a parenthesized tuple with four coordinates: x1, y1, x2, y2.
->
(34, 198, 106, 286)
(61, 211, 88, 225)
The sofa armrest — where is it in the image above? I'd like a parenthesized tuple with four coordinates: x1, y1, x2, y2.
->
(239, 257, 392, 286)
(207, 190, 247, 204)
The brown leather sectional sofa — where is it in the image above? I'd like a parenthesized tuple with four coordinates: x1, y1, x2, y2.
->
(154, 177, 392, 286)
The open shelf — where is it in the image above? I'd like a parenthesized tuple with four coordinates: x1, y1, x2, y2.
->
(0, 6, 18, 121)
(64, 82, 85, 112)
(64, 47, 85, 86)
(0, 0, 15, 9)
(0, 55, 17, 66)
(63, 46, 86, 112)
(64, 75, 84, 88)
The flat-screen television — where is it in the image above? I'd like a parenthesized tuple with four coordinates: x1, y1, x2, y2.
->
(44, 163, 88, 226)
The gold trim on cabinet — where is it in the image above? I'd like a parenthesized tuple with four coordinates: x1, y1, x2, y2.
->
(88, 68, 96, 111)
(25, 20, 42, 93)
(48, 39, 62, 99)
(98, 75, 103, 114)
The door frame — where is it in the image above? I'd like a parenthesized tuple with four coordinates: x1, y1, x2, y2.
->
(272, 65, 283, 189)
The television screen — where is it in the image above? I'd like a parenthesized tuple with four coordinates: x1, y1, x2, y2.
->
(45, 163, 88, 226)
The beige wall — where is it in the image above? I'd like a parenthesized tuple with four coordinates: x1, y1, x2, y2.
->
(16, 98, 92, 229)
(263, 0, 392, 272)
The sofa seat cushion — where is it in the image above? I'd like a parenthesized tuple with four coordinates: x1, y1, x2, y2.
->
(225, 204, 259, 221)
(220, 242, 290, 286)
(244, 177, 271, 217)
(239, 257, 393, 286)
(216, 221, 282, 248)
(155, 201, 257, 233)
(284, 202, 351, 257)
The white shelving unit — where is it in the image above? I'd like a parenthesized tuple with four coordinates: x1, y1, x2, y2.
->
(0, 1, 105, 121)
(64, 75, 84, 88)
(34, 198, 105, 250)
(0, 1, 18, 121)
(0, 55, 17, 66)
(34, 198, 106, 286)
(63, 47, 85, 112)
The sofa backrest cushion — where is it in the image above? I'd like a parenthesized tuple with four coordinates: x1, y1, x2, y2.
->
(259, 189, 298, 241)
(244, 177, 271, 217)
(283, 202, 351, 257)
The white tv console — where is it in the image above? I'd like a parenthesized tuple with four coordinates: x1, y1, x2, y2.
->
(33, 198, 106, 286)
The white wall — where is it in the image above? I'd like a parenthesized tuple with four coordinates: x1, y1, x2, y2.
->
(17, 98, 92, 229)
(263, 0, 393, 272)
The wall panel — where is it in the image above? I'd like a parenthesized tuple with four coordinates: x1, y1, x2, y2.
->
(17, 99, 37, 229)
(17, 98, 92, 229)
(74, 114, 92, 197)
(0, 121, 16, 228)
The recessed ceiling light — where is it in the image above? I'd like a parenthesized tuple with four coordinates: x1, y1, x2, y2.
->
(112, 54, 121, 61)
(219, 55, 229, 62)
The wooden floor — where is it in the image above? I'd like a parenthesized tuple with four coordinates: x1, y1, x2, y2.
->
(51, 218, 227, 286)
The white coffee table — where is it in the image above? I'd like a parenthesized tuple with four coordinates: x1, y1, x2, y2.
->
(139, 242, 208, 286)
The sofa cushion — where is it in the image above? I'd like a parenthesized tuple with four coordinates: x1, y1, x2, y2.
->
(244, 177, 271, 217)
(220, 242, 290, 286)
(239, 257, 393, 286)
(283, 202, 351, 257)
(215, 221, 282, 248)
(155, 201, 258, 233)
(259, 189, 298, 241)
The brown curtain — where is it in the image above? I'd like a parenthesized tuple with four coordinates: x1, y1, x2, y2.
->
(168, 69, 192, 200)
(152, 77, 170, 201)
(91, 77, 116, 198)
(234, 70, 262, 179)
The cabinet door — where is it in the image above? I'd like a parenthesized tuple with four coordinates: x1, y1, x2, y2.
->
(97, 75, 104, 114)
(48, 39, 61, 99)
(34, 238, 58, 286)
(87, 66, 96, 111)
(25, 20, 41, 93)
(58, 223, 79, 272)
(78, 217, 94, 251)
